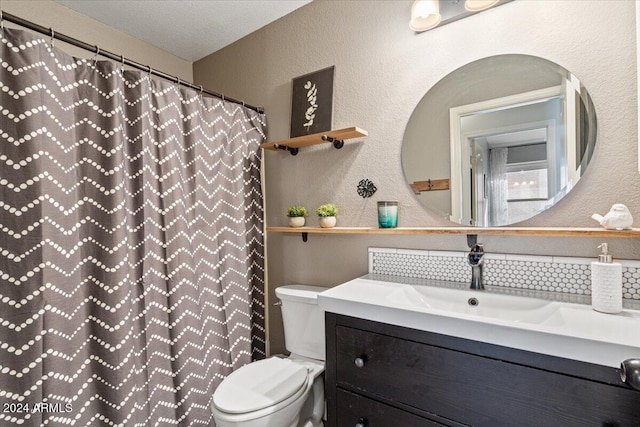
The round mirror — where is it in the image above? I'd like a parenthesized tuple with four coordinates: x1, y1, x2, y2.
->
(401, 54, 597, 226)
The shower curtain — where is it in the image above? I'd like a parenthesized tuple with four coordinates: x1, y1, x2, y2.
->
(0, 28, 265, 426)
(488, 147, 509, 226)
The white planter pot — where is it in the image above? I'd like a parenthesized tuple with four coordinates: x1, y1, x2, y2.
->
(288, 217, 306, 227)
(318, 216, 337, 228)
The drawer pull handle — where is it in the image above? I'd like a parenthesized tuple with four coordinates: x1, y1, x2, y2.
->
(356, 417, 367, 427)
(621, 359, 640, 391)
(354, 357, 365, 368)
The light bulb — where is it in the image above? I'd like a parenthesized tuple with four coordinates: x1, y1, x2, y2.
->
(465, 0, 500, 12)
(410, 0, 442, 32)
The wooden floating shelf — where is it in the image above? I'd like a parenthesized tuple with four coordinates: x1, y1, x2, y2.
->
(267, 226, 640, 238)
(260, 127, 368, 154)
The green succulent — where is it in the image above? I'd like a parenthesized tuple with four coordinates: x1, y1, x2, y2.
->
(286, 205, 308, 217)
(316, 203, 338, 217)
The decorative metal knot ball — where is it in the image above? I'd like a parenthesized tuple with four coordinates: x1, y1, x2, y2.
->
(357, 179, 377, 198)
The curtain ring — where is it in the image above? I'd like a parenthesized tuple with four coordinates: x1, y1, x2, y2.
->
(147, 65, 152, 80)
(199, 85, 204, 99)
(93, 46, 100, 67)
(221, 94, 225, 102)
(1, 10, 4, 32)
(49, 28, 55, 48)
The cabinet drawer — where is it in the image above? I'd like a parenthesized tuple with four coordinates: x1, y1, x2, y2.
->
(337, 388, 445, 427)
(336, 325, 640, 427)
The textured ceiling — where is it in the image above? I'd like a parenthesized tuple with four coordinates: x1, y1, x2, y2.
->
(54, 0, 312, 62)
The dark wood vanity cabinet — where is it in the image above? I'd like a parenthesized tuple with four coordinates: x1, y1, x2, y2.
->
(325, 313, 640, 427)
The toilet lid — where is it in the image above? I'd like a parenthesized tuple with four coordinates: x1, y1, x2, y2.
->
(213, 358, 309, 414)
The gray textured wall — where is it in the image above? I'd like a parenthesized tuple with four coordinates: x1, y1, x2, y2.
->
(194, 0, 640, 355)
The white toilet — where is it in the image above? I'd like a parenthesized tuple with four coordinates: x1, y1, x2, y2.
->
(211, 285, 326, 427)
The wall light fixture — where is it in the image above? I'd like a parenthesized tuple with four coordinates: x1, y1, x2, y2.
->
(410, 0, 513, 33)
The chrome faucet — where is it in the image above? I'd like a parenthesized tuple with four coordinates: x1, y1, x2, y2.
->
(467, 243, 485, 290)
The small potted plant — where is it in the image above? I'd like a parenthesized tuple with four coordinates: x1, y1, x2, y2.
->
(316, 203, 338, 228)
(286, 205, 308, 227)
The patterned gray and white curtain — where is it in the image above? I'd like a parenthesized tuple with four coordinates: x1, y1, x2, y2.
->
(488, 147, 509, 226)
(0, 28, 265, 425)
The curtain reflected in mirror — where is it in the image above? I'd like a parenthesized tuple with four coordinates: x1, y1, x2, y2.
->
(488, 147, 508, 226)
(459, 94, 563, 226)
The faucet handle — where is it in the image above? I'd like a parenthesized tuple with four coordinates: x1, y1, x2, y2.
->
(468, 243, 484, 266)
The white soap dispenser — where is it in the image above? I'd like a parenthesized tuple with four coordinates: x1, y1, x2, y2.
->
(591, 243, 623, 314)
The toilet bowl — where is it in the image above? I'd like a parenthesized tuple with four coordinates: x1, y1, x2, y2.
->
(211, 356, 324, 427)
(211, 285, 327, 427)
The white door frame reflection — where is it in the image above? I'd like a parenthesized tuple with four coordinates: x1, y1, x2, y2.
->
(449, 84, 583, 226)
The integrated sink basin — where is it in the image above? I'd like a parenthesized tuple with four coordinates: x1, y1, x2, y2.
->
(318, 274, 640, 368)
(387, 284, 558, 324)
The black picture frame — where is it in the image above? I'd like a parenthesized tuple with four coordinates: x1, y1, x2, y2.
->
(290, 66, 334, 138)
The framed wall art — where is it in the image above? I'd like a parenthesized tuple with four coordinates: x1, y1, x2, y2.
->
(290, 66, 334, 138)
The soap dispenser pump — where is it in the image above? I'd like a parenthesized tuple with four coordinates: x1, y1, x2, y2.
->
(591, 243, 623, 314)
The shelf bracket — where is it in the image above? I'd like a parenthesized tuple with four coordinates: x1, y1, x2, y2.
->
(274, 144, 299, 156)
(301, 232, 308, 242)
(321, 135, 344, 149)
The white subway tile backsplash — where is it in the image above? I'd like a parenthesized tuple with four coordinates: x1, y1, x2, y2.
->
(368, 251, 374, 274)
(368, 248, 639, 301)
(505, 254, 553, 263)
(552, 256, 593, 265)
(396, 248, 429, 256)
(429, 250, 465, 258)
(368, 248, 470, 282)
(619, 260, 640, 269)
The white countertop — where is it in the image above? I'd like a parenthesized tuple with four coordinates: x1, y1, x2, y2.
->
(318, 274, 640, 368)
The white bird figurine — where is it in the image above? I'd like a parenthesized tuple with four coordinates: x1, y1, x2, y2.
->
(592, 204, 634, 230)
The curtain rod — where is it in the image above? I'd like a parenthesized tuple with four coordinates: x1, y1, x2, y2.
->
(0, 10, 264, 114)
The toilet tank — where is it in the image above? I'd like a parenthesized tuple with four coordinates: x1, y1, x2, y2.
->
(275, 285, 326, 361)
